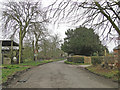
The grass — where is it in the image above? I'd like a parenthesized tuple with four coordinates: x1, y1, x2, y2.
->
(2, 66, 29, 83)
(2, 58, 64, 83)
(64, 60, 91, 65)
(19, 60, 53, 66)
(86, 65, 119, 81)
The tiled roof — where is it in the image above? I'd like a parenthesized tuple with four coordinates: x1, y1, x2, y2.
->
(113, 45, 120, 50)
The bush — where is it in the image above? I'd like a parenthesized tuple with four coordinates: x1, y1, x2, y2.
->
(67, 56, 84, 63)
(91, 56, 103, 65)
(67, 57, 73, 62)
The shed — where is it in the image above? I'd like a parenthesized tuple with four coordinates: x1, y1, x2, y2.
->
(0, 40, 19, 64)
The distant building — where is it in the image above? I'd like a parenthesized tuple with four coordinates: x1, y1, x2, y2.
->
(0, 40, 19, 64)
(113, 45, 120, 57)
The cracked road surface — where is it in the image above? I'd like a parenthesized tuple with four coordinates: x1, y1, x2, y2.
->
(8, 60, 118, 88)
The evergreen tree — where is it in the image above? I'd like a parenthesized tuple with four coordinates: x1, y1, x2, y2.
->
(61, 26, 108, 56)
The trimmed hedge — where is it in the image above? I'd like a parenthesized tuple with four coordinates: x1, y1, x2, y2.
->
(91, 56, 104, 65)
(67, 56, 84, 63)
(68, 56, 104, 65)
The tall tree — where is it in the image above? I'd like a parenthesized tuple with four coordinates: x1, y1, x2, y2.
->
(29, 22, 48, 60)
(50, 34, 62, 58)
(48, 0, 120, 42)
(39, 34, 63, 59)
(2, 1, 47, 63)
(61, 26, 108, 56)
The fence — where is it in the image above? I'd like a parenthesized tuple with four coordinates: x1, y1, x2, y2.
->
(67, 55, 119, 69)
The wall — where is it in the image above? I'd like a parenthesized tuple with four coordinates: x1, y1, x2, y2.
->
(114, 49, 120, 57)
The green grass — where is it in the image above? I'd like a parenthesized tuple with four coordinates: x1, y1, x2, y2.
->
(2, 66, 29, 83)
(2, 58, 65, 83)
(2, 59, 55, 83)
(86, 65, 119, 81)
(64, 60, 91, 65)
(20, 60, 53, 66)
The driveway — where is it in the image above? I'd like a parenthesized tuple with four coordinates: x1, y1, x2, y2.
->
(7, 60, 118, 88)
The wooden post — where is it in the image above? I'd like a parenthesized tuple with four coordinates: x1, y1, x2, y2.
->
(97, 51, 98, 56)
(105, 49, 106, 56)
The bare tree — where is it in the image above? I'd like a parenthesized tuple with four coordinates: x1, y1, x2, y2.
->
(38, 34, 62, 59)
(29, 22, 49, 60)
(2, 1, 47, 63)
(50, 34, 62, 58)
(47, 0, 120, 43)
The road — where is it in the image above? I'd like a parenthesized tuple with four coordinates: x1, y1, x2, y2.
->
(8, 60, 118, 88)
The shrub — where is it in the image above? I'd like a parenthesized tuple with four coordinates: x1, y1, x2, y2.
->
(67, 57, 73, 62)
(84, 57, 91, 64)
(91, 56, 103, 65)
(67, 56, 84, 63)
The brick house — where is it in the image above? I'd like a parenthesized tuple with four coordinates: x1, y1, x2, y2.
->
(113, 45, 120, 68)
(113, 45, 120, 57)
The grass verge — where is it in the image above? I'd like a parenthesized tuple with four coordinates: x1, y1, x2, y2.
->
(2, 59, 54, 83)
(64, 60, 91, 65)
(86, 65, 119, 81)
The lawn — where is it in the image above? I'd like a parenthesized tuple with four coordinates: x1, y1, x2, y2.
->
(2, 59, 64, 83)
(86, 65, 119, 81)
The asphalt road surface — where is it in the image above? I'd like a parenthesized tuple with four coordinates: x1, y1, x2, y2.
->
(8, 60, 118, 88)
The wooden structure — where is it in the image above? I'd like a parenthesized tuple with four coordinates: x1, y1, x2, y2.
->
(0, 40, 19, 64)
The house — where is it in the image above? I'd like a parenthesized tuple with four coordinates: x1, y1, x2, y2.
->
(0, 40, 19, 64)
(113, 45, 120, 68)
(113, 45, 120, 57)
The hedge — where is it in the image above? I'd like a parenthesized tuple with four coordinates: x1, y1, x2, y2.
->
(91, 56, 104, 65)
(67, 56, 84, 63)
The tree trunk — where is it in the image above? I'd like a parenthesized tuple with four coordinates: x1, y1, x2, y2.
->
(11, 40, 13, 64)
(21, 39, 23, 63)
(35, 40, 38, 61)
(32, 40, 35, 61)
(19, 29, 22, 64)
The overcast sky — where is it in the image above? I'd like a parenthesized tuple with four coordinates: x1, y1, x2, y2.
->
(0, 0, 119, 52)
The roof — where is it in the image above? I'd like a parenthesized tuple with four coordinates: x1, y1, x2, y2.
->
(2, 47, 19, 50)
(113, 45, 120, 50)
(0, 40, 19, 46)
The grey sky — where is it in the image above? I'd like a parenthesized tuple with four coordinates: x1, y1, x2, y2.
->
(0, 0, 118, 52)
